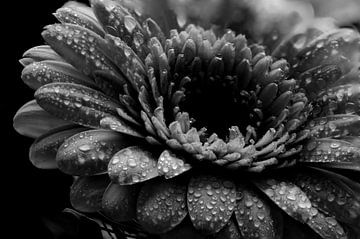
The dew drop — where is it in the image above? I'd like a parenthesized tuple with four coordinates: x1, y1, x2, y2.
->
(293, 36, 306, 49)
(330, 142, 340, 149)
(124, 15, 137, 33)
(79, 144, 91, 152)
(327, 193, 335, 202)
(286, 194, 296, 201)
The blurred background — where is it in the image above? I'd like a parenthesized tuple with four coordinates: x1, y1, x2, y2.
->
(5, 0, 360, 238)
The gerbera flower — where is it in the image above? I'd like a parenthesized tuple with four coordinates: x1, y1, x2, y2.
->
(14, 0, 360, 238)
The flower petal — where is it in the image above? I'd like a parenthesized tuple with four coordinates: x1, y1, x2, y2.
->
(42, 23, 119, 78)
(108, 146, 159, 185)
(157, 150, 192, 179)
(70, 175, 110, 213)
(22, 60, 97, 90)
(100, 34, 148, 92)
(305, 114, 360, 139)
(90, 0, 149, 59)
(160, 218, 206, 239)
(293, 169, 360, 229)
(213, 218, 243, 239)
(300, 138, 360, 171)
(101, 182, 138, 222)
(298, 64, 342, 100)
(30, 126, 86, 169)
(294, 28, 360, 74)
(137, 178, 187, 234)
(13, 100, 72, 138)
(35, 82, 119, 128)
(187, 175, 237, 235)
(254, 179, 347, 239)
(235, 184, 283, 239)
(313, 84, 360, 116)
(21, 45, 64, 66)
(54, 4, 105, 37)
(100, 116, 145, 138)
(56, 129, 134, 176)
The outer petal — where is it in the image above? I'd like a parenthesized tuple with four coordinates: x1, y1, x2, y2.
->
(136, 177, 188, 234)
(35, 82, 119, 129)
(254, 179, 347, 239)
(21, 45, 64, 65)
(305, 114, 360, 139)
(13, 100, 72, 138)
(56, 129, 134, 176)
(54, 3, 105, 37)
(42, 23, 119, 78)
(21, 60, 97, 91)
(157, 150, 192, 179)
(300, 138, 360, 171)
(187, 174, 237, 235)
(293, 169, 360, 229)
(160, 218, 206, 239)
(235, 184, 282, 239)
(108, 146, 159, 185)
(101, 182, 138, 222)
(30, 126, 86, 169)
(70, 175, 110, 213)
(212, 218, 243, 239)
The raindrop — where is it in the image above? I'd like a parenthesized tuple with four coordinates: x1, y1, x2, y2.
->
(124, 15, 137, 33)
(257, 212, 265, 220)
(79, 144, 91, 152)
(75, 102, 82, 108)
(128, 158, 137, 167)
(286, 194, 296, 201)
(293, 36, 306, 49)
(245, 199, 253, 207)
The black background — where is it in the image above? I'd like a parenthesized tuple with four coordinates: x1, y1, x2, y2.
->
(5, 0, 87, 238)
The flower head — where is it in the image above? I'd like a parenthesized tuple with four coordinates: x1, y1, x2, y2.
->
(14, 0, 360, 238)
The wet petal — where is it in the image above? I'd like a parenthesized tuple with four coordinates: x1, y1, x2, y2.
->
(13, 100, 72, 138)
(101, 34, 147, 92)
(35, 82, 119, 128)
(235, 184, 282, 239)
(137, 178, 187, 234)
(30, 126, 86, 169)
(293, 169, 360, 229)
(314, 84, 360, 116)
(108, 146, 159, 185)
(213, 218, 243, 239)
(56, 129, 134, 176)
(300, 138, 360, 171)
(254, 179, 347, 239)
(305, 114, 360, 139)
(295, 28, 360, 74)
(187, 175, 237, 235)
(54, 4, 105, 37)
(21, 45, 64, 65)
(90, 0, 149, 59)
(101, 182, 138, 222)
(157, 150, 192, 179)
(22, 60, 97, 90)
(160, 218, 206, 239)
(100, 116, 144, 138)
(298, 64, 342, 100)
(42, 23, 118, 78)
(70, 175, 110, 213)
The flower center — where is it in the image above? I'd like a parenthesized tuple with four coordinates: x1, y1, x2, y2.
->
(180, 74, 255, 139)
